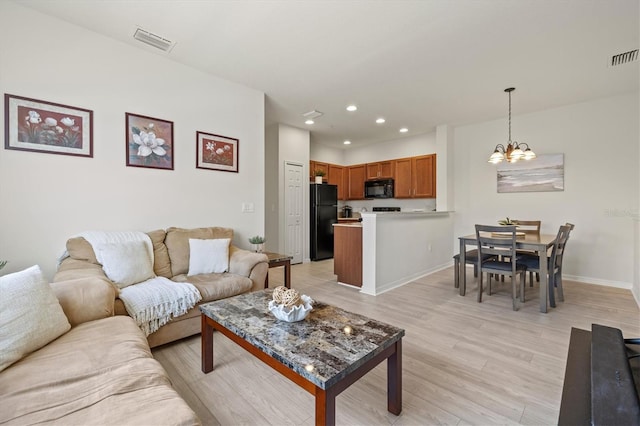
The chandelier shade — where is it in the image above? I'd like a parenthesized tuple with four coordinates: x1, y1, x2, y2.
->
(488, 88, 536, 164)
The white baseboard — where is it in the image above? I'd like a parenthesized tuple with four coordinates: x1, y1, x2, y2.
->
(363, 261, 452, 296)
(561, 274, 631, 290)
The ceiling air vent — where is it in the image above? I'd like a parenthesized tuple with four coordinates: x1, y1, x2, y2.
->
(609, 49, 638, 67)
(302, 110, 324, 120)
(133, 28, 175, 52)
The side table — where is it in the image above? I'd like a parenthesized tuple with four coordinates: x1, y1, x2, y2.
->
(264, 252, 292, 289)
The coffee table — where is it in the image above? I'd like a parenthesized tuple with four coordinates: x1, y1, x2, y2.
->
(200, 290, 405, 426)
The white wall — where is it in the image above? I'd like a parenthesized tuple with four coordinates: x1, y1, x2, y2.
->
(264, 123, 279, 251)
(310, 142, 345, 165)
(454, 92, 639, 288)
(343, 132, 436, 165)
(0, 2, 265, 279)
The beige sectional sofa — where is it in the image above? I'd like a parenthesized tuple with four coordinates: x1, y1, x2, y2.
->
(55, 226, 269, 347)
(0, 273, 200, 425)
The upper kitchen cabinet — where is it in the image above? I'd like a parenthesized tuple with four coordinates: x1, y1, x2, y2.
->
(366, 161, 394, 180)
(347, 164, 366, 200)
(394, 154, 436, 198)
(328, 164, 348, 200)
(310, 161, 329, 182)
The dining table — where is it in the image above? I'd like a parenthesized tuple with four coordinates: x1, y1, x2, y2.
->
(458, 232, 558, 313)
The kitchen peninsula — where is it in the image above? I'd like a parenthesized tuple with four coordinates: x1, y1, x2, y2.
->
(334, 210, 453, 295)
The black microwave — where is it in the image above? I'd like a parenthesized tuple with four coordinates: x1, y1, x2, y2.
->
(365, 178, 394, 199)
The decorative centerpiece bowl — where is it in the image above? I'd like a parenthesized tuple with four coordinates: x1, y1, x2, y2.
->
(268, 286, 313, 322)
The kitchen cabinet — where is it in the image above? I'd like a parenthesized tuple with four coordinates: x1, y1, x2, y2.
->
(394, 154, 436, 198)
(333, 224, 362, 287)
(366, 161, 394, 179)
(309, 161, 328, 182)
(328, 164, 347, 200)
(347, 164, 366, 200)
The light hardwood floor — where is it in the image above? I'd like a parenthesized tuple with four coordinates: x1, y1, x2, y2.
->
(153, 260, 640, 425)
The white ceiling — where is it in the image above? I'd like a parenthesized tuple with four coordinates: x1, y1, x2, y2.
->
(17, 0, 639, 148)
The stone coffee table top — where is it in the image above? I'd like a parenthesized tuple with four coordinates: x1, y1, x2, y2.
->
(200, 289, 405, 389)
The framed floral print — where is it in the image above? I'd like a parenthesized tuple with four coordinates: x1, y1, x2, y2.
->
(4, 94, 93, 157)
(196, 131, 239, 173)
(125, 112, 173, 170)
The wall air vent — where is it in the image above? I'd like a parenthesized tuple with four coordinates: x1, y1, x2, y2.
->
(133, 28, 175, 52)
(609, 49, 638, 67)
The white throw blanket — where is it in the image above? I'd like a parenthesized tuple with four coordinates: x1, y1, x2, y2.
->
(119, 277, 202, 336)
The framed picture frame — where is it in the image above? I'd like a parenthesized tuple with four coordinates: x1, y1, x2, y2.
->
(4, 93, 93, 157)
(125, 112, 174, 170)
(196, 131, 239, 173)
(497, 153, 564, 193)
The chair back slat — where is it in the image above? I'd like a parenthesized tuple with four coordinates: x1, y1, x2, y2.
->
(513, 220, 541, 236)
(551, 224, 573, 269)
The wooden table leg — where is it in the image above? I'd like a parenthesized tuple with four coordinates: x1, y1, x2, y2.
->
(387, 339, 402, 415)
(539, 249, 548, 313)
(315, 387, 336, 426)
(264, 270, 269, 289)
(459, 239, 467, 296)
(201, 315, 214, 373)
(284, 260, 291, 288)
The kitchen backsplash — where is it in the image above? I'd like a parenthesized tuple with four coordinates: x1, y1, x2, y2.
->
(339, 198, 436, 214)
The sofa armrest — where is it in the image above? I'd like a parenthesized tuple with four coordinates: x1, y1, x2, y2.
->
(228, 246, 268, 290)
(51, 277, 116, 327)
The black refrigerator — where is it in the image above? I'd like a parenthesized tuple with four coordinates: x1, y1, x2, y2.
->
(310, 184, 338, 261)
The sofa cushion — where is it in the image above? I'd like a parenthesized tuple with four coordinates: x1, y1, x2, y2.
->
(0, 265, 71, 373)
(147, 229, 172, 278)
(0, 316, 199, 425)
(173, 272, 253, 301)
(188, 238, 230, 275)
(94, 240, 155, 288)
(66, 236, 99, 264)
(51, 277, 116, 327)
(165, 226, 234, 276)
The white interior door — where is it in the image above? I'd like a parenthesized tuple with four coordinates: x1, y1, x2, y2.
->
(284, 162, 303, 264)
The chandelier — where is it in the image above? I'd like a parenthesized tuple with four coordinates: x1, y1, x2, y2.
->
(488, 87, 536, 164)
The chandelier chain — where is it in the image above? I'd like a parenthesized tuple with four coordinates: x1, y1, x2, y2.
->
(508, 90, 512, 142)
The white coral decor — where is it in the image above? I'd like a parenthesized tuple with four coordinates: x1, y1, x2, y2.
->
(268, 295, 313, 322)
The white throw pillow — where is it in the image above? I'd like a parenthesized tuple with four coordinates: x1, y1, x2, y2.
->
(0, 265, 71, 373)
(188, 238, 230, 275)
(94, 240, 155, 288)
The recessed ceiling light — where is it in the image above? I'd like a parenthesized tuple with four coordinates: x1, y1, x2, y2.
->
(376, 118, 386, 124)
(305, 119, 314, 125)
(399, 127, 409, 133)
(346, 105, 358, 112)
(343, 140, 351, 145)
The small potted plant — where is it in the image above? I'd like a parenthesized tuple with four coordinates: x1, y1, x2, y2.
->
(498, 217, 517, 226)
(314, 170, 326, 184)
(248, 236, 266, 253)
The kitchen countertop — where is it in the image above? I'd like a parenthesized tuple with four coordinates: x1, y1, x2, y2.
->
(333, 222, 362, 227)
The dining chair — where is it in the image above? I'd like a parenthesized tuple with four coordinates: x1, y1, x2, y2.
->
(452, 250, 496, 289)
(518, 224, 573, 308)
(512, 219, 541, 285)
(475, 224, 528, 311)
